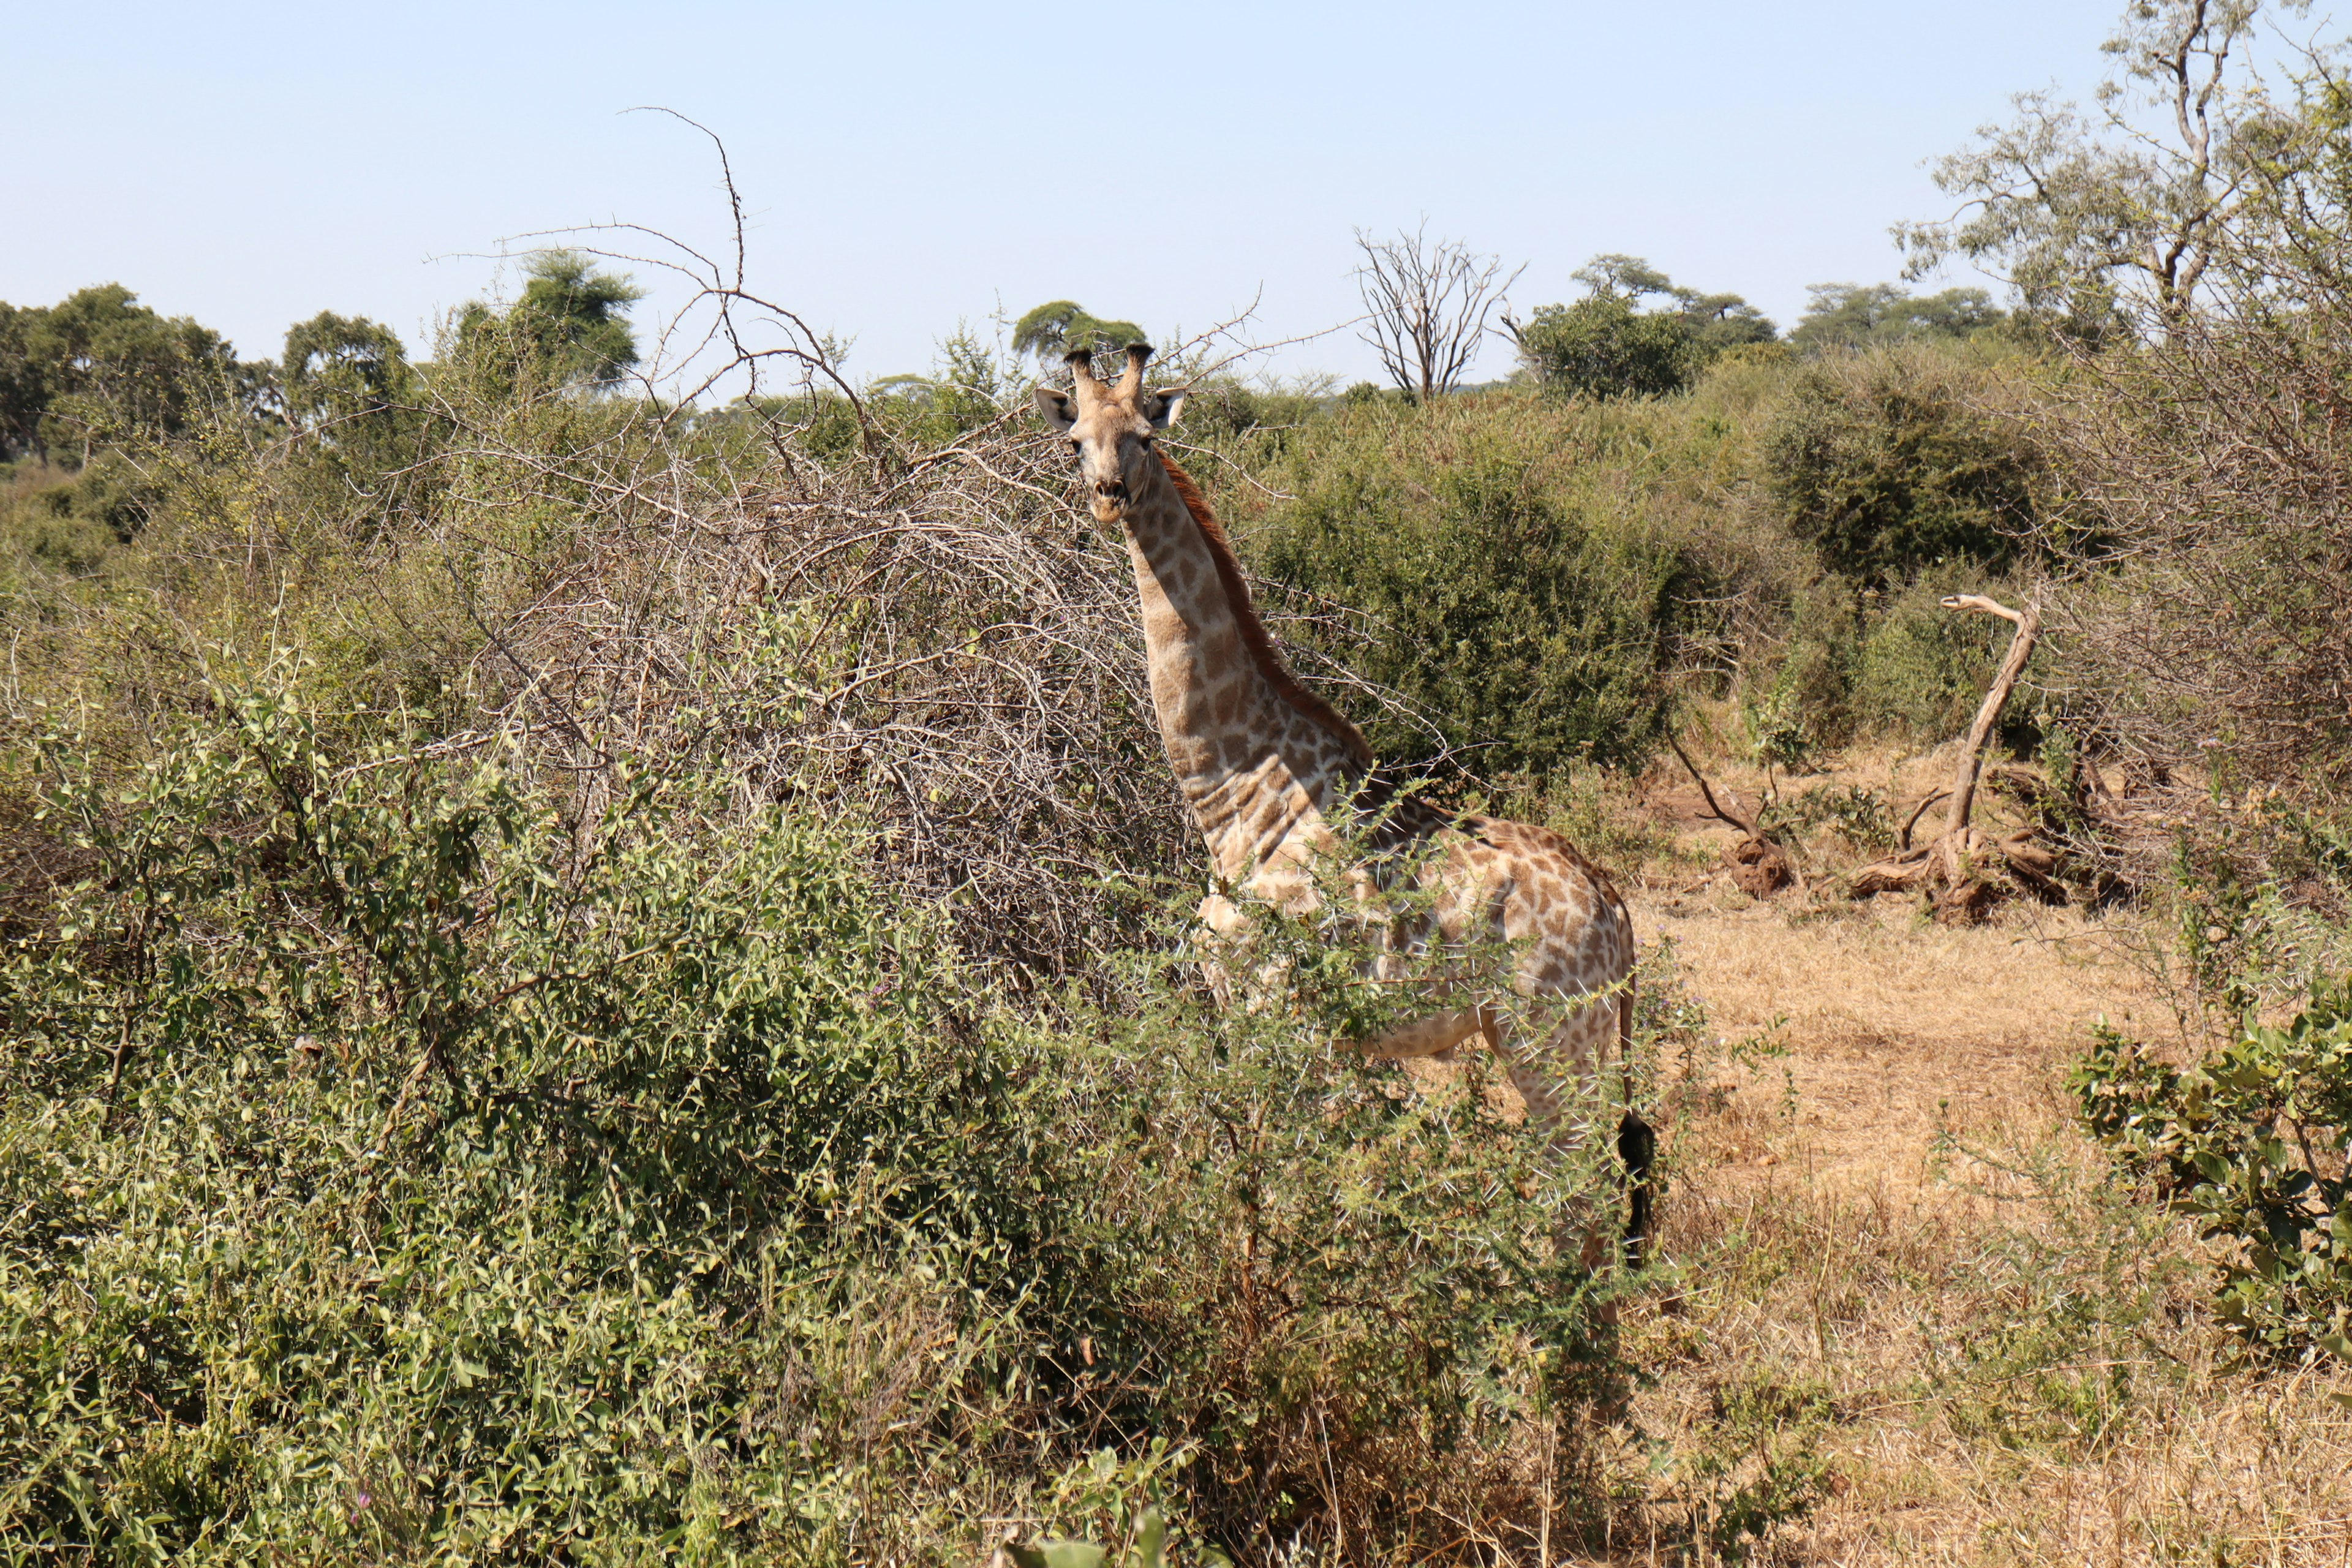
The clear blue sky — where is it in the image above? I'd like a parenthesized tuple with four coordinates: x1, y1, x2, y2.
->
(6, 1, 2145, 386)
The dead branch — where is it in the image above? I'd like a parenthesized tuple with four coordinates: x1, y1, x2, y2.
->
(1352, 222, 1523, 400)
(1667, 729, 1803, 897)
(1849, 593, 2053, 921)
(1940, 594, 2039, 843)
(1666, 730, 1751, 834)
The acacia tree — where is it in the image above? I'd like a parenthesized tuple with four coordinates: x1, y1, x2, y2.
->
(1992, 8, 2352, 781)
(459, 251, 646, 390)
(1899, 0, 2313, 332)
(0, 285, 240, 462)
(1504, 255, 1774, 399)
(1009, 301, 1145, 365)
(1352, 223, 1521, 399)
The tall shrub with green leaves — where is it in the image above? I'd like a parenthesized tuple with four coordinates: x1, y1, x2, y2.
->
(1507, 255, 1775, 401)
(1762, 344, 2038, 586)
(456, 251, 646, 393)
(1248, 391, 1732, 778)
(2074, 988, 2352, 1361)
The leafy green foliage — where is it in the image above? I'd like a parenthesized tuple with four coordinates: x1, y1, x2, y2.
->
(2, 683, 1062, 1558)
(2073, 988, 2352, 1359)
(279, 311, 433, 532)
(1509, 294, 1699, 401)
(0, 668, 1628, 1560)
(1852, 571, 2015, 737)
(1658, 1374, 1836, 1562)
(1762, 345, 2038, 584)
(1012, 301, 1147, 364)
(1248, 391, 1733, 777)
(1788, 282, 2008, 352)
(282, 311, 411, 429)
(0, 284, 244, 462)
(0, 304, 40, 460)
(458, 251, 645, 391)
(1508, 255, 1775, 401)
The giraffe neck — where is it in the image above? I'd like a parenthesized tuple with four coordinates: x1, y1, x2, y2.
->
(1121, 454, 1370, 881)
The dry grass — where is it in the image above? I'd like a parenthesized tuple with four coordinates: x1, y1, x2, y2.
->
(1545, 749, 2352, 1564)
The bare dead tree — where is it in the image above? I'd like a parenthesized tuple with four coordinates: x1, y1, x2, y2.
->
(1850, 593, 2064, 921)
(1352, 223, 1523, 399)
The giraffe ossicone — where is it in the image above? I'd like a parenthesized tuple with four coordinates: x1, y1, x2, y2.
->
(1037, 342, 1653, 1267)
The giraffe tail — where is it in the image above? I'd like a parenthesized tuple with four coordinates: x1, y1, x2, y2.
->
(1616, 977, 1657, 1267)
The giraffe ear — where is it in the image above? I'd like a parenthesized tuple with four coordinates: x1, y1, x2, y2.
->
(1141, 386, 1188, 430)
(1033, 386, 1077, 432)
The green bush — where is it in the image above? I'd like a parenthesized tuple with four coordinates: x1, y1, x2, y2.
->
(1510, 294, 1700, 401)
(0, 677, 1627, 1561)
(2073, 987, 2352, 1360)
(1850, 571, 2015, 739)
(1507, 257, 1776, 403)
(1762, 345, 2038, 586)
(1246, 391, 1738, 778)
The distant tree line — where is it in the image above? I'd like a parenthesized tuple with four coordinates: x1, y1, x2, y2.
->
(0, 252, 646, 470)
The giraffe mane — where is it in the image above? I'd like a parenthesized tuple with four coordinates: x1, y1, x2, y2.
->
(1157, 454, 1375, 769)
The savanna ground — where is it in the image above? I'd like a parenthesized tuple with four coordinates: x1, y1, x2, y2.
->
(1532, 741, 2352, 1566)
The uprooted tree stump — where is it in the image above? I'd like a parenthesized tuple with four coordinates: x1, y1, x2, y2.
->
(1849, 593, 2057, 922)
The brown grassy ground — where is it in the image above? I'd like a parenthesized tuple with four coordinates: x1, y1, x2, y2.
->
(1556, 748, 2352, 1565)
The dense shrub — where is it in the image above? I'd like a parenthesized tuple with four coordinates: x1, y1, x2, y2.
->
(1849, 573, 2017, 738)
(1763, 345, 2039, 586)
(2073, 988, 2352, 1361)
(1509, 294, 1700, 401)
(1244, 390, 1744, 779)
(0, 676, 1628, 1561)
(1507, 258, 1776, 402)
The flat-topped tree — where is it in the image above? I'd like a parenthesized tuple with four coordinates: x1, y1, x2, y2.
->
(1011, 301, 1145, 366)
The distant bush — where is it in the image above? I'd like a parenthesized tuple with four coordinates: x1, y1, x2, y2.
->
(1787, 282, 2008, 353)
(1247, 390, 1738, 778)
(1762, 345, 2039, 586)
(1507, 255, 1776, 402)
(0, 284, 247, 462)
(1510, 293, 1700, 401)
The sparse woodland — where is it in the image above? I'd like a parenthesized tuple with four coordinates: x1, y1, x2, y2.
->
(6, 6, 2352, 1562)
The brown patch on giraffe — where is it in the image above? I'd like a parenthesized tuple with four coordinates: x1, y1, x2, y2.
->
(1158, 455, 1375, 768)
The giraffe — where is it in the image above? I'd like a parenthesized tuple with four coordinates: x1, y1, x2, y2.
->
(1035, 343, 1654, 1267)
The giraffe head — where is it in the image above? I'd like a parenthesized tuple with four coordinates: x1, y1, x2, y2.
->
(1033, 342, 1188, 524)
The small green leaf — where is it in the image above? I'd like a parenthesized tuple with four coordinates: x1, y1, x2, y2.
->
(1125, 1511, 1167, 1568)
(1006, 1542, 1106, 1568)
